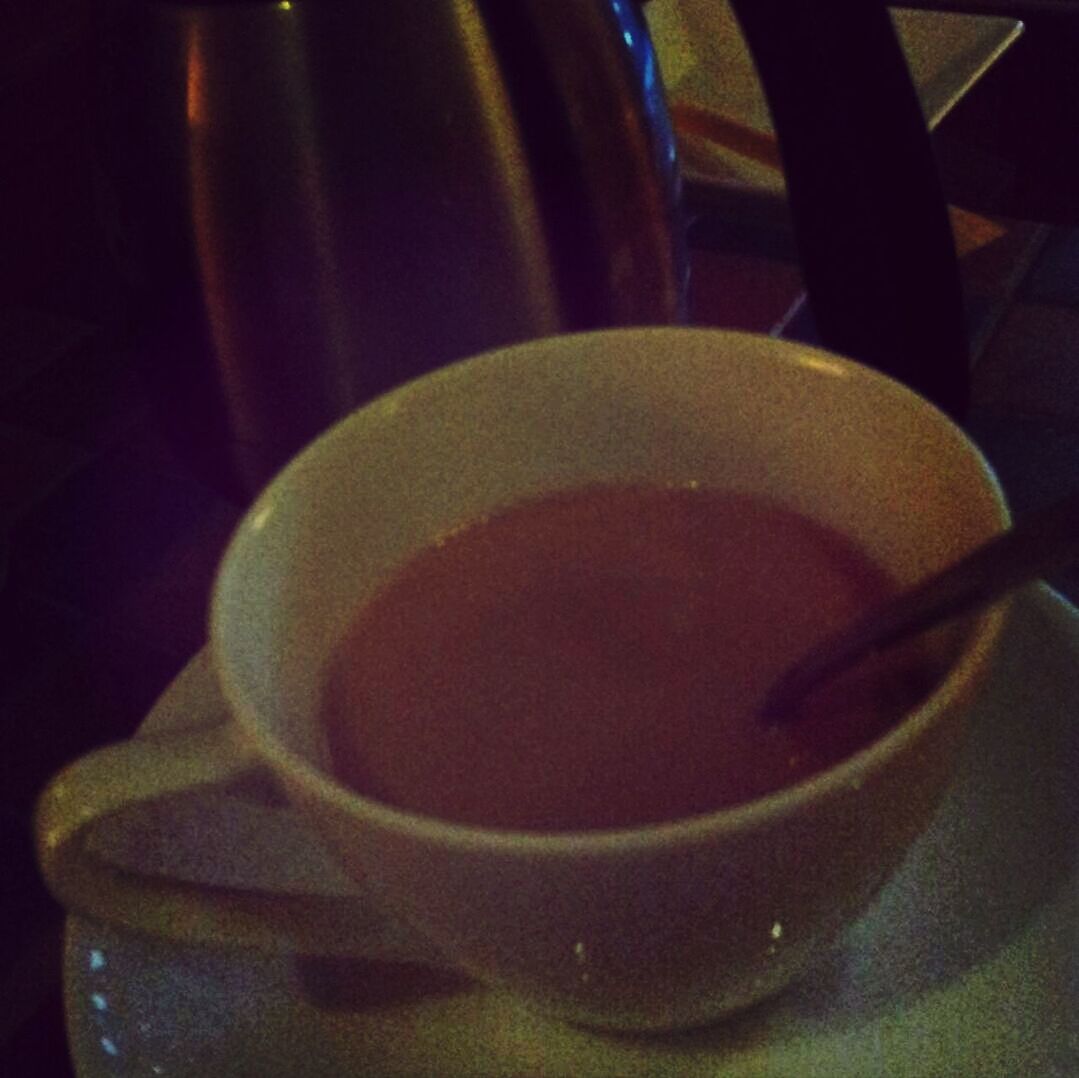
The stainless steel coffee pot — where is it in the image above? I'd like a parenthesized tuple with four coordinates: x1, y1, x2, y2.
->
(95, 0, 967, 499)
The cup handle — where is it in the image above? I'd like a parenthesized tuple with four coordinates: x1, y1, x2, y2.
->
(34, 716, 449, 964)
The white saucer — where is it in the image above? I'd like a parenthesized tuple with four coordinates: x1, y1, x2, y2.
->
(65, 585, 1079, 1076)
(646, 2, 1022, 213)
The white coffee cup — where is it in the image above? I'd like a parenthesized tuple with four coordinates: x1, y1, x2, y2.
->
(36, 328, 1008, 1031)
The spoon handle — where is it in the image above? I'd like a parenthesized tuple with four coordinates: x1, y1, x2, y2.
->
(760, 491, 1079, 724)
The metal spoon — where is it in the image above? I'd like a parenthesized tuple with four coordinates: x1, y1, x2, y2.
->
(760, 491, 1079, 724)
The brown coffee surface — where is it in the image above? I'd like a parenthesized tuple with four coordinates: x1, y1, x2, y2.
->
(320, 484, 937, 831)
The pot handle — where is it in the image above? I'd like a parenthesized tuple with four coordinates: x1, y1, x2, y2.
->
(728, 0, 970, 420)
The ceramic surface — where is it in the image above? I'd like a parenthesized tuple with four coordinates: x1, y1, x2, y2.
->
(647, 1, 1022, 203)
(39, 329, 1010, 1031)
(66, 584, 1078, 1076)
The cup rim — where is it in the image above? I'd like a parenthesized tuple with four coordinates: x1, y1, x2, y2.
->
(211, 327, 1012, 857)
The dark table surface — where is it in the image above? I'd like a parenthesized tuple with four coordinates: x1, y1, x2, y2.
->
(5, 18, 1079, 1075)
